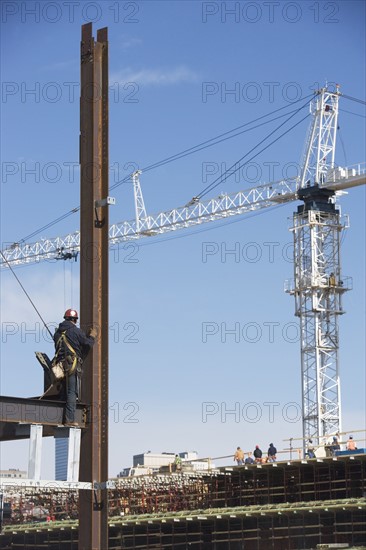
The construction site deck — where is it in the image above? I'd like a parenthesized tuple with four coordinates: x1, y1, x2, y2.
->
(1, 453, 365, 549)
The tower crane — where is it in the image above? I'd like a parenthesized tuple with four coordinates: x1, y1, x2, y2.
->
(1, 87, 365, 451)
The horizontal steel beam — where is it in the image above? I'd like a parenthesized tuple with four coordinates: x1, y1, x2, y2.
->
(0, 395, 85, 441)
(0, 478, 93, 490)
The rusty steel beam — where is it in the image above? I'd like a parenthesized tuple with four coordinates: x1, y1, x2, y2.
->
(78, 23, 109, 550)
(0, 396, 86, 441)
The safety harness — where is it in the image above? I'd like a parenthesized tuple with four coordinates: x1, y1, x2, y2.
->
(53, 330, 79, 377)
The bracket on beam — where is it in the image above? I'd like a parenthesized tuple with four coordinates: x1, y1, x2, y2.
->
(93, 480, 116, 490)
(94, 197, 115, 228)
(95, 197, 116, 208)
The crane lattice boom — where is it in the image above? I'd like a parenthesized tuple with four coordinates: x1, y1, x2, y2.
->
(1, 164, 365, 268)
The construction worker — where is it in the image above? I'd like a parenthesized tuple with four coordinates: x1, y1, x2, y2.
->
(346, 436, 357, 451)
(233, 446, 245, 465)
(267, 443, 277, 462)
(330, 435, 340, 456)
(54, 309, 96, 426)
(306, 439, 315, 458)
(174, 454, 182, 471)
(253, 445, 262, 463)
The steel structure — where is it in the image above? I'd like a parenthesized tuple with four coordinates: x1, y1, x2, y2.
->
(0, 163, 366, 269)
(1, 162, 365, 268)
(132, 169, 148, 233)
(2, 503, 365, 550)
(287, 195, 348, 444)
(1, 88, 365, 459)
(1, 456, 366, 548)
(300, 87, 340, 188)
(0, 395, 86, 441)
(286, 89, 348, 446)
(78, 23, 109, 550)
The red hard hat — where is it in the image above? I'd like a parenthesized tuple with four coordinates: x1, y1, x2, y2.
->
(64, 309, 78, 320)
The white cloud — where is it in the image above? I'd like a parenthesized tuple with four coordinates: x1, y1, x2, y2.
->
(110, 66, 199, 86)
(120, 37, 142, 49)
(41, 59, 77, 72)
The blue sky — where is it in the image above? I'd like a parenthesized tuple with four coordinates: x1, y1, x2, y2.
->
(0, 1, 365, 478)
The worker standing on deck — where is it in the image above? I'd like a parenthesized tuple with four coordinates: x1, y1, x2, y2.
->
(233, 446, 244, 465)
(54, 309, 96, 426)
(346, 436, 357, 451)
(174, 454, 182, 472)
(267, 443, 277, 462)
(329, 435, 340, 456)
(253, 445, 263, 463)
(306, 439, 315, 458)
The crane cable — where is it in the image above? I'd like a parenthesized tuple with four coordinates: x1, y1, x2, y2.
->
(20, 207, 80, 244)
(341, 94, 366, 106)
(110, 93, 315, 188)
(197, 98, 312, 199)
(110, 107, 308, 190)
(7, 95, 314, 248)
(0, 250, 54, 339)
(337, 125, 348, 166)
(196, 92, 365, 200)
(5, 92, 363, 251)
(2, 91, 360, 265)
(340, 109, 366, 118)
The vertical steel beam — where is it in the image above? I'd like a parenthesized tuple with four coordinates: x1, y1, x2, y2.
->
(79, 23, 109, 550)
(28, 424, 43, 480)
(67, 427, 81, 483)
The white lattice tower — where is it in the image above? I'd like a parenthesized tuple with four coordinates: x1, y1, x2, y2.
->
(132, 170, 147, 233)
(288, 86, 349, 447)
(290, 200, 350, 444)
(300, 86, 340, 189)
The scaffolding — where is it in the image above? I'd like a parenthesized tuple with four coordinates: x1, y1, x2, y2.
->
(1, 500, 365, 549)
(1, 455, 365, 549)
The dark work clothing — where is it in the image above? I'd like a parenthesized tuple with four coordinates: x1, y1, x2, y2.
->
(62, 373, 77, 423)
(330, 443, 340, 456)
(54, 320, 94, 424)
(54, 320, 94, 361)
(268, 445, 277, 457)
(253, 448, 262, 459)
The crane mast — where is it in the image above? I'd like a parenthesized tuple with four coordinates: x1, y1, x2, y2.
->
(286, 87, 348, 446)
(300, 86, 340, 188)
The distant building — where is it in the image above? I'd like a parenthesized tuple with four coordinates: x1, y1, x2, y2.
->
(133, 452, 176, 469)
(179, 451, 215, 471)
(117, 451, 215, 477)
(0, 469, 27, 479)
(179, 451, 198, 461)
(55, 438, 69, 481)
